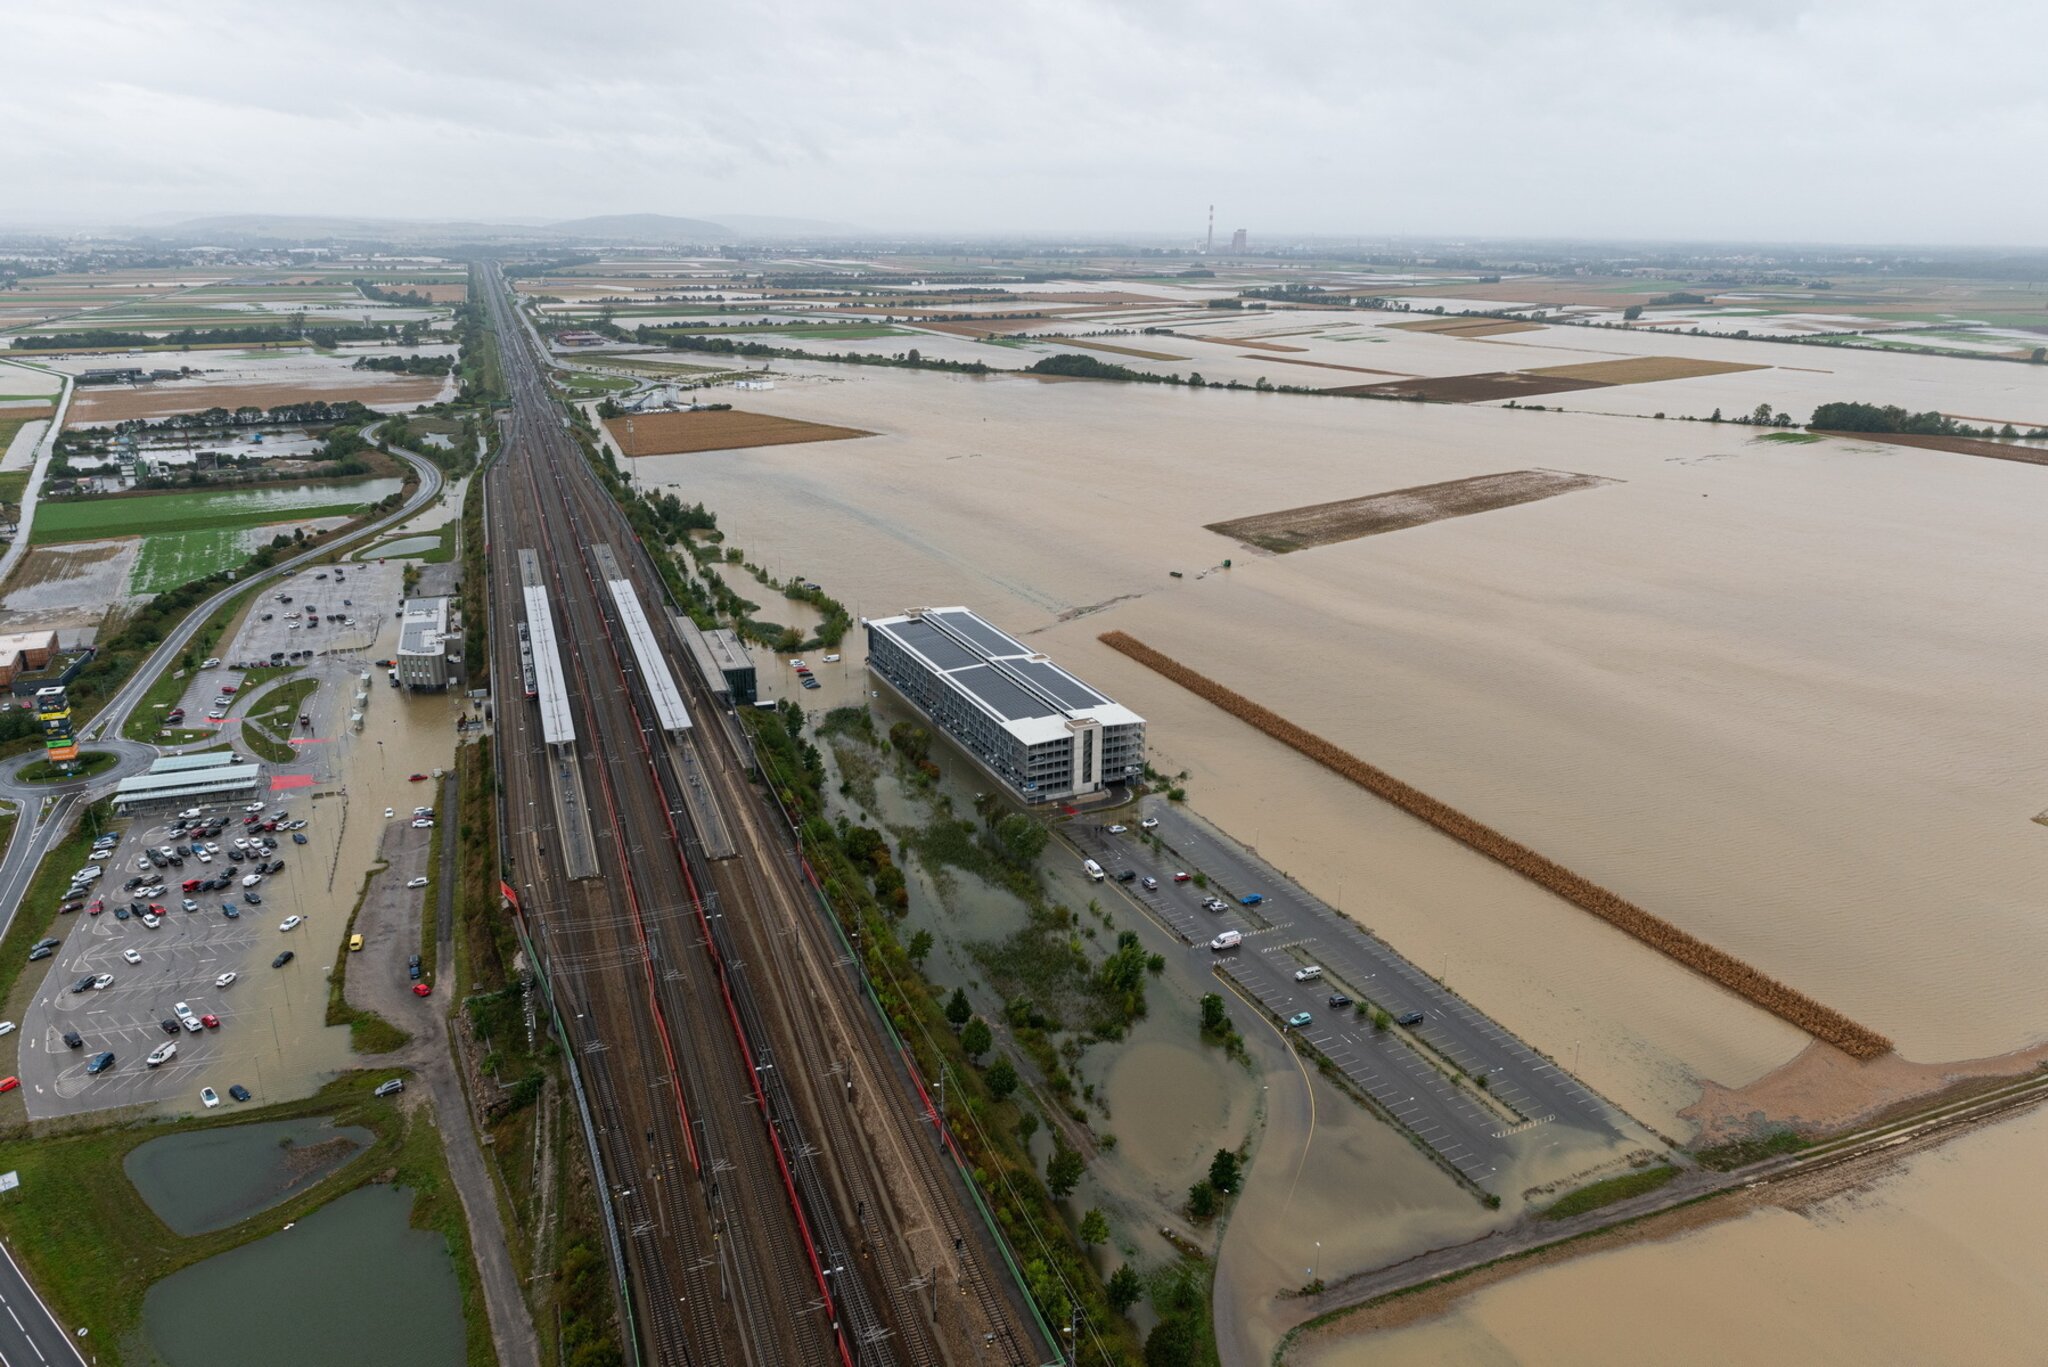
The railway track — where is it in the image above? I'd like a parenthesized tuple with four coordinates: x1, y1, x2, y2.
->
(480, 261, 1050, 1365)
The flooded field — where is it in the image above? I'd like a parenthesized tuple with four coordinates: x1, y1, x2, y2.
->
(142, 1182, 464, 1367)
(636, 359, 2048, 1352)
(125, 1116, 374, 1235)
(1296, 1102, 2048, 1367)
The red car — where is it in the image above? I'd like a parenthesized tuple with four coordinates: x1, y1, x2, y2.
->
(167, 708, 185, 723)
(0, 1077, 17, 1094)
(148, 904, 166, 917)
(408, 773, 429, 782)
(200, 1014, 220, 1029)
(1172, 871, 1192, 883)
(411, 982, 432, 997)
(87, 899, 103, 916)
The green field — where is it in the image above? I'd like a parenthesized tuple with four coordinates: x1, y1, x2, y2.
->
(31, 481, 395, 545)
(130, 527, 248, 592)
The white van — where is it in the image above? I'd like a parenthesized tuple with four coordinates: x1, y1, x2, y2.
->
(1293, 965, 1323, 983)
(1082, 859, 1105, 882)
(1210, 929, 1243, 951)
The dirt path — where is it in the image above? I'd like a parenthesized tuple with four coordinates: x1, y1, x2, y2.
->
(347, 798, 540, 1367)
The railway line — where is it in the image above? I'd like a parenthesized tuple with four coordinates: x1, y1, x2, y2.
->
(479, 259, 1053, 1366)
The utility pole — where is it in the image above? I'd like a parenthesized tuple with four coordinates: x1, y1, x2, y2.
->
(1206, 205, 1214, 256)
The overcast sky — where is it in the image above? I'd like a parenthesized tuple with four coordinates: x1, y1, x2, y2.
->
(5, 0, 2044, 246)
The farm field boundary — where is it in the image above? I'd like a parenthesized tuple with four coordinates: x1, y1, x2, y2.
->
(604, 407, 874, 457)
(1207, 469, 1615, 552)
(1336, 355, 1761, 403)
(1040, 337, 1188, 361)
(1813, 429, 2048, 468)
(1096, 630, 1894, 1060)
(1385, 317, 1546, 338)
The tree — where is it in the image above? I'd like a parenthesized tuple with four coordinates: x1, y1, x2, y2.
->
(1371, 1008, 1390, 1033)
(1751, 402, 1773, 426)
(945, 987, 972, 1027)
(1079, 1208, 1109, 1246)
(1145, 1317, 1200, 1367)
(1046, 1141, 1084, 1198)
(961, 1017, 992, 1061)
(989, 812, 1048, 869)
(1208, 1148, 1242, 1195)
(1187, 1179, 1217, 1220)
(1200, 994, 1227, 1035)
(906, 929, 933, 966)
(985, 1056, 1018, 1101)
(1015, 1108, 1038, 1144)
(1106, 1264, 1142, 1315)
(1622, 304, 1644, 321)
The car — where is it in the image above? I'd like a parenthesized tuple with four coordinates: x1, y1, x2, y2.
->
(1114, 869, 1136, 883)
(86, 1051, 116, 1075)
(1106, 824, 1128, 834)
(91, 973, 113, 990)
(0, 1022, 13, 1037)
(244, 892, 263, 905)
(272, 951, 294, 968)
(140, 913, 162, 929)
(70, 974, 96, 994)
(113, 906, 131, 921)
(146, 1042, 177, 1068)
(87, 899, 103, 916)
(182, 899, 197, 912)
(1293, 965, 1322, 983)
(202, 656, 220, 668)
(279, 915, 303, 932)
(406, 876, 429, 889)
(208, 709, 227, 721)
(61, 1030, 82, 1049)
(412, 982, 432, 997)
(200, 1014, 219, 1029)
(411, 819, 434, 829)
(122, 948, 142, 965)
(1141, 816, 1160, 830)
(1239, 893, 1264, 907)
(408, 954, 422, 981)
(1172, 870, 1191, 882)
(160, 1016, 180, 1035)
(200, 1086, 220, 1108)
(0, 1076, 17, 1095)
(374, 1078, 405, 1097)
(292, 832, 308, 845)
(409, 772, 429, 782)
(181, 1015, 203, 1033)
(1140, 876, 1159, 891)
(1286, 1011, 1314, 1029)
(1327, 993, 1353, 1010)
(228, 1084, 251, 1103)
(27, 944, 54, 962)
(195, 849, 212, 862)
(384, 808, 395, 818)
(242, 874, 263, 888)
(245, 801, 265, 813)
(222, 905, 240, 920)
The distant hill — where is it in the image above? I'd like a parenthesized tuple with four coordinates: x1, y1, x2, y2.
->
(709, 213, 865, 239)
(163, 213, 547, 242)
(545, 213, 732, 242)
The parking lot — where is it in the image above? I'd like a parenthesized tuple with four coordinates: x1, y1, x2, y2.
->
(161, 560, 403, 735)
(14, 800, 353, 1117)
(1064, 799, 1647, 1192)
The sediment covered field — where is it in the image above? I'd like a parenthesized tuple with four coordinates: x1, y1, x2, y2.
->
(1207, 469, 1613, 551)
(1098, 630, 1893, 1060)
(604, 407, 873, 456)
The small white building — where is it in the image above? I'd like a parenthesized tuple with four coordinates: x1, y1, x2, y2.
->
(396, 596, 462, 690)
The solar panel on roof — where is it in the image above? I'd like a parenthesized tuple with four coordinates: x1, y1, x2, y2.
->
(886, 619, 982, 671)
(932, 609, 1027, 658)
(952, 664, 1052, 721)
(1012, 659, 1106, 708)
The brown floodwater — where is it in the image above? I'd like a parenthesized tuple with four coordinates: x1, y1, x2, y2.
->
(633, 361, 2048, 1359)
(1296, 1103, 2048, 1367)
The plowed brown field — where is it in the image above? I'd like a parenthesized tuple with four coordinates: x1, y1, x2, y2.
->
(605, 408, 874, 457)
(1207, 469, 1613, 551)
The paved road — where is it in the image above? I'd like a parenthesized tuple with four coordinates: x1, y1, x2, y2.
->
(1065, 797, 1641, 1191)
(0, 1236, 86, 1367)
(0, 362, 73, 591)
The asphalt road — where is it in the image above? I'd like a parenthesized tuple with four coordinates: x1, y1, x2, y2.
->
(0, 1236, 85, 1367)
(1065, 797, 1640, 1191)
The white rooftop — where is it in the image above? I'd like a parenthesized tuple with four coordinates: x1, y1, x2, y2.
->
(867, 606, 1143, 746)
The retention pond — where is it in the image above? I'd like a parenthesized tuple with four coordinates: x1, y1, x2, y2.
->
(124, 1116, 374, 1236)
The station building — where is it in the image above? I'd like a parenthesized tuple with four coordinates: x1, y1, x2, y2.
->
(113, 752, 265, 813)
(396, 596, 462, 690)
(865, 606, 1144, 803)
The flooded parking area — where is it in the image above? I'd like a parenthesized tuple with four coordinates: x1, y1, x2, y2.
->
(125, 1115, 373, 1235)
(142, 1182, 465, 1367)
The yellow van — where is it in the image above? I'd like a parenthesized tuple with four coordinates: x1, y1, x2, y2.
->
(348, 934, 364, 952)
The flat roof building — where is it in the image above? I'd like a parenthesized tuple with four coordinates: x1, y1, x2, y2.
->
(865, 606, 1143, 803)
(396, 596, 461, 690)
(0, 630, 58, 686)
(673, 616, 757, 705)
(114, 757, 264, 812)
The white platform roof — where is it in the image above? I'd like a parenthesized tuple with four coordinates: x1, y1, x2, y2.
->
(524, 583, 576, 747)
